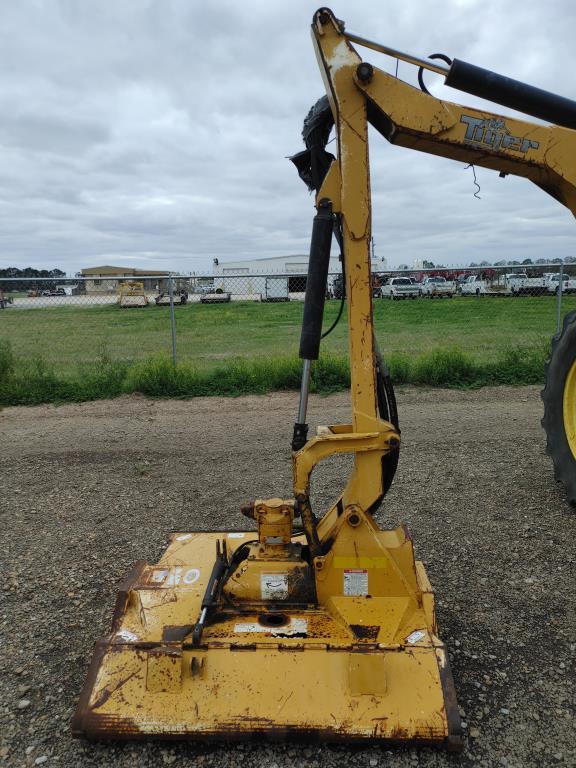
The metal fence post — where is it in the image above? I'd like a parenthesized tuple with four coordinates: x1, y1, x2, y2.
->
(168, 276, 177, 366)
(556, 259, 564, 335)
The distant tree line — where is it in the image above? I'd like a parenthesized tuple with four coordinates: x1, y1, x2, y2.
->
(0, 267, 67, 291)
(397, 257, 576, 270)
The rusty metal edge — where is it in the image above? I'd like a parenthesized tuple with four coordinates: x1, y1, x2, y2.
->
(71, 562, 147, 738)
(110, 561, 147, 633)
(436, 648, 464, 753)
(72, 642, 460, 748)
(72, 647, 461, 749)
(71, 640, 109, 737)
(75, 715, 460, 748)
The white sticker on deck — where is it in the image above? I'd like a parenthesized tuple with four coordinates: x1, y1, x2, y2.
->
(343, 569, 368, 596)
(260, 573, 289, 600)
(234, 619, 307, 636)
(150, 567, 200, 586)
(227, 532, 246, 539)
(405, 630, 426, 645)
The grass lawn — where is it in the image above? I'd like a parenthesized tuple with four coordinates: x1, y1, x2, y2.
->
(1, 295, 574, 404)
(1, 295, 573, 370)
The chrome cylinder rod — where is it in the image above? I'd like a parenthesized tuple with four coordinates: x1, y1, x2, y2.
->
(297, 358, 312, 424)
(345, 31, 450, 76)
(292, 359, 312, 451)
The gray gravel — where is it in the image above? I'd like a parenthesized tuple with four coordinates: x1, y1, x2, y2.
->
(0, 386, 574, 768)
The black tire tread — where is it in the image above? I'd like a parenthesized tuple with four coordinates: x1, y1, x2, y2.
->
(541, 310, 576, 506)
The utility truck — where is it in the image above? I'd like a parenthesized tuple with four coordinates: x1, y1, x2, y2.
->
(508, 272, 550, 295)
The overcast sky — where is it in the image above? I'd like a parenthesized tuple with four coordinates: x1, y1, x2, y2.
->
(0, 0, 574, 275)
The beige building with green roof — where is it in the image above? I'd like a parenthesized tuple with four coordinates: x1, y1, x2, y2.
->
(80, 266, 171, 294)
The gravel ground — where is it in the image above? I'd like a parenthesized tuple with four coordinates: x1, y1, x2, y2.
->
(0, 386, 574, 768)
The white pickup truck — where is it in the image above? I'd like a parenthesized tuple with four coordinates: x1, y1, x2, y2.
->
(380, 277, 420, 300)
(460, 272, 525, 296)
(420, 276, 454, 298)
(507, 273, 550, 295)
(546, 273, 576, 294)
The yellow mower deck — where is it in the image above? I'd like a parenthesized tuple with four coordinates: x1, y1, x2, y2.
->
(72, 529, 462, 748)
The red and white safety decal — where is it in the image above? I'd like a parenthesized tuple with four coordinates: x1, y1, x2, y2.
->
(343, 569, 368, 596)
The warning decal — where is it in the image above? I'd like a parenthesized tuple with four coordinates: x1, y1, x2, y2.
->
(260, 573, 289, 601)
(343, 569, 369, 596)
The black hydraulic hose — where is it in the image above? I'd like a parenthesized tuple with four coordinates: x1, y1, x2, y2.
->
(375, 340, 399, 431)
(374, 339, 400, 498)
(418, 53, 453, 96)
(299, 199, 334, 360)
(191, 542, 228, 647)
(321, 216, 346, 340)
(321, 293, 345, 339)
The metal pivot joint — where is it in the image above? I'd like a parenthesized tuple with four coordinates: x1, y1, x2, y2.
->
(291, 421, 309, 452)
(356, 62, 373, 83)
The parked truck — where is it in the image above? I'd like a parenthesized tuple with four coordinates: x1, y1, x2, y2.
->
(420, 275, 454, 298)
(380, 276, 420, 299)
(459, 272, 525, 296)
(508, 272, 550, 295)
(546, 273, 576, 294)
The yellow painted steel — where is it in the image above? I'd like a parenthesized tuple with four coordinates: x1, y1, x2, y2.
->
(75, 6, 576, 749)
(358, 71, 576, 215)
(73, 531, 459, 744)
(564, 359, 576, 457)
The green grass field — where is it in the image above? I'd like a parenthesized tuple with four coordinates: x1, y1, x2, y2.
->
(2, 295, 573, 365)
(1, 295, 574, 405)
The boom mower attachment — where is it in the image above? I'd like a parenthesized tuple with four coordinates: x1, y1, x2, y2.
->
(74, 6, 576, 750)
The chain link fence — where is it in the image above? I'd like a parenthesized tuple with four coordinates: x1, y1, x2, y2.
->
(1, 262, 575, 403)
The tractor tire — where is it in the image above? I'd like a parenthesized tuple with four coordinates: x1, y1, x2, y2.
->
(542, 310, 576, 506)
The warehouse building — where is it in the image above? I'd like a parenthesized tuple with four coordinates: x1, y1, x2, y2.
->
(213, 252, 386, 277)
(212, 253, 387, 294)
(212, 254, 342, 294)
(80, 266, 171, 294)
(212, 254, 338, 296)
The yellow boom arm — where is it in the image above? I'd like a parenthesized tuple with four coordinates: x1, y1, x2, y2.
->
(292, 8, 576, 548)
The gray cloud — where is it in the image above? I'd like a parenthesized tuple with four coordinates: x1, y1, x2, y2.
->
(0, 0, 574, 274)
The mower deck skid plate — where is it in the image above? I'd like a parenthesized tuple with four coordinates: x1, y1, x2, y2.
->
(72, 531, 462, 750)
